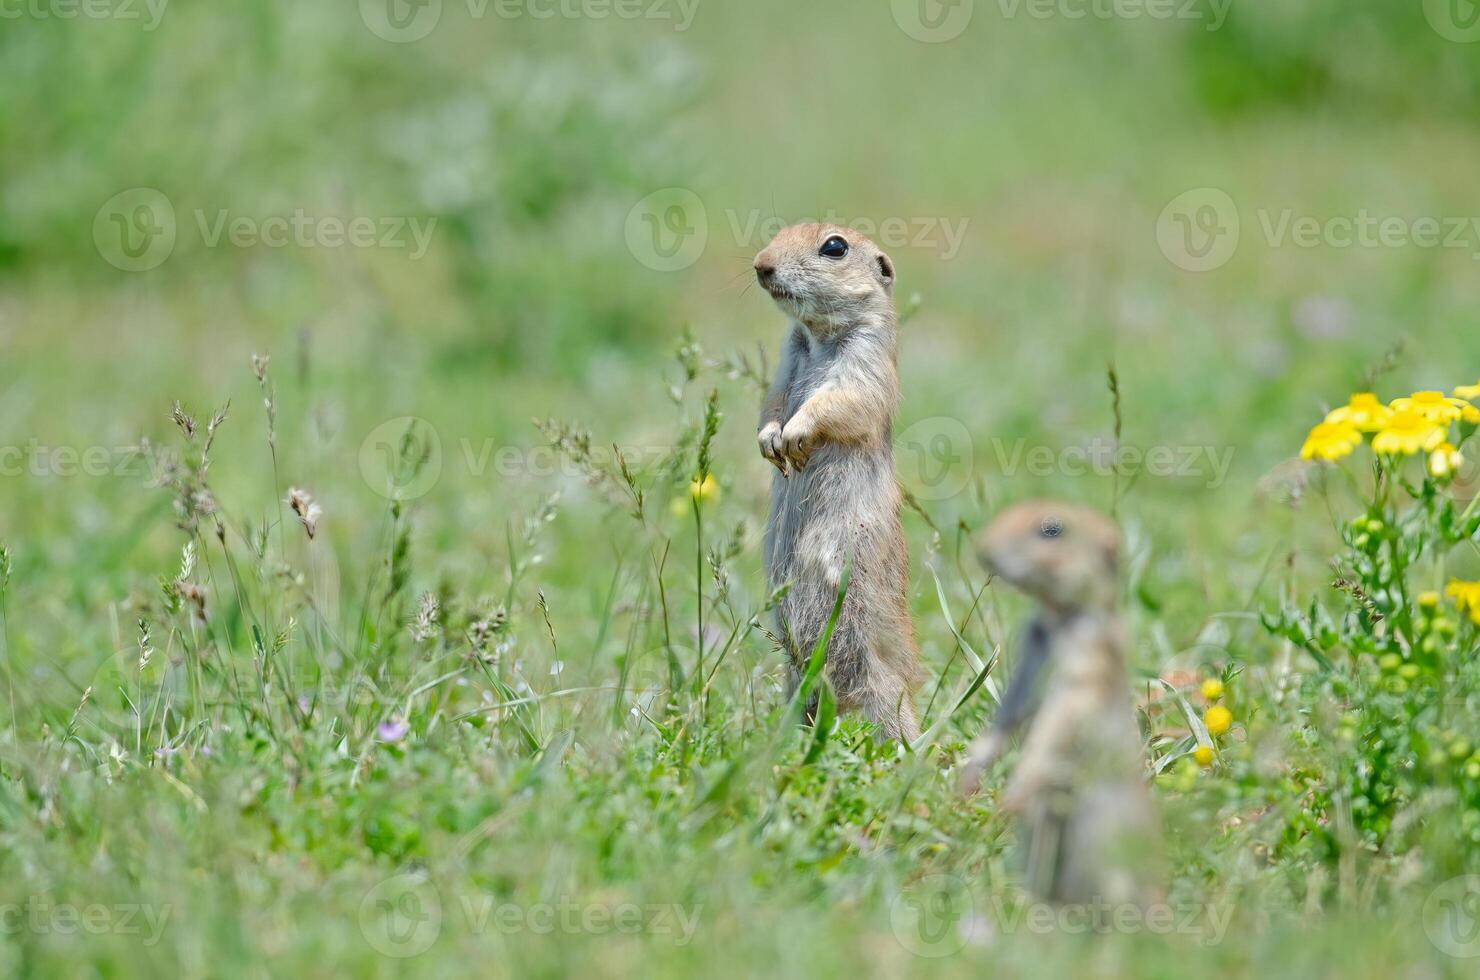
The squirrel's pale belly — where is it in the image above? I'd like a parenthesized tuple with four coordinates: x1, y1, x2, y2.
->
(764, 442, 900, 589)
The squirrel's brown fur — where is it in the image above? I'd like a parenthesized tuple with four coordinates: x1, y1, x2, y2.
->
(754, 223, 921, 742)
(960, 501, 1162, 905)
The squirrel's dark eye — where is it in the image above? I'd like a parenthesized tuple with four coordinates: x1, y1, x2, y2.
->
(818, 236, 849, 259)
(1039, 519, 1063, 539)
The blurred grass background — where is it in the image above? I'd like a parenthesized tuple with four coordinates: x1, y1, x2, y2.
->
(3, 0, 1480, 976)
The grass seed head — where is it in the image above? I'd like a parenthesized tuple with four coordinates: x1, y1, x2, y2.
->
(410, 591, 441, 643)
(170, 400, 196, 440)
(136, 618, 154, 671)
(286, 487, 322, 539)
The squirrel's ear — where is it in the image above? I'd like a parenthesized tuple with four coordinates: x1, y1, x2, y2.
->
(876, 251, 895, 290)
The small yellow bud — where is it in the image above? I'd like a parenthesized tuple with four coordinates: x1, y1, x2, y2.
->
(1200, 678, 1225, 702)
(1204, 704, 1233, 737)
(1193, 745, 1214, 767)
(689, 473, 719, 503)
(1429, 443, 1463, 480)
(1418, 591, 1441, 610)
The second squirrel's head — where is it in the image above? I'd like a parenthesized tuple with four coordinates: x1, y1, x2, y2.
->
(753, 223, 895, 333)
(976, 501, 1120, 613)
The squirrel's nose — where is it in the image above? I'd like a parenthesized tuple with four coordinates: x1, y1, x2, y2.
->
(754, 248, 777, 286)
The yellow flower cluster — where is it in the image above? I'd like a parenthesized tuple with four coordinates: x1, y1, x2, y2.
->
(1448, 580, 1480, 626)
(1301, 384, 1480, 472)
(1193, 676, 1230, 768)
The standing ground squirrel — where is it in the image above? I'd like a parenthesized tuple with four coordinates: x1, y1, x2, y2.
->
(959, 501, 1162, 905)
(753, 223, 921, 743)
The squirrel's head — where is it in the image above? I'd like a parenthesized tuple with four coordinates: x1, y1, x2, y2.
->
(753, 223, 895, 334)
(975, 501, 1120, 612)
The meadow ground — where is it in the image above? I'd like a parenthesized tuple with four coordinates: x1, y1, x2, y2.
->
(4, 2, 1480, 976)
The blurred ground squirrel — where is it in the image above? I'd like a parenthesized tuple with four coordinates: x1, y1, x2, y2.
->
(959, 501, 1162, 905)
(753, 223, 921, 743)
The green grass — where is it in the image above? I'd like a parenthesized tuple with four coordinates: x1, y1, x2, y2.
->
(4, 2, 1480, 976)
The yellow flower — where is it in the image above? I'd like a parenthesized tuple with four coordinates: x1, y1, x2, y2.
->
(1204, 704, 1232, 737)
(1300, 421, 1362, 461)
(1192, 745, 1214, 767)
(1371, 410, 1447, 456)
(1391, 391, 1469, 424)
(1429, 443, 1464, 480)
(1448, 580, 1480, 626)
(1325, 392, 1392, 432)
(689, 473, 718, 503)
(1200, 678, 1225, 702)
(671, 475, 719, 518)
(1464, 403, 1480, 425)
(1455, 381, 1480, 400)
(1418, 591, 1442, 610)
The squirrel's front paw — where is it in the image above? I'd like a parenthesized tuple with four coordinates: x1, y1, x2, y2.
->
(779, 415, 816, 471)
(758, 421, 788, 475)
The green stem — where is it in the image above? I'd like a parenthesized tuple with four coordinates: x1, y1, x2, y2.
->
(0, 582, 15, 769)
(691, 494, 705, 719)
